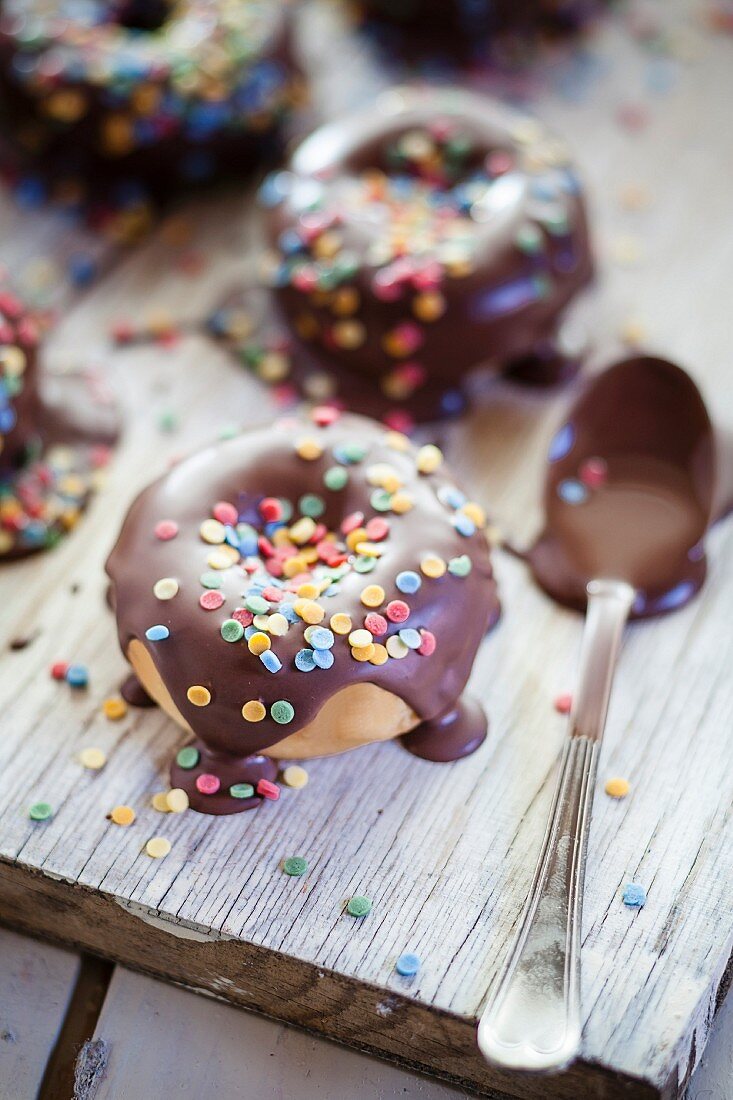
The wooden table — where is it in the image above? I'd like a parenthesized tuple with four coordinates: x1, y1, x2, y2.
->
(0, 2, 732, 1098)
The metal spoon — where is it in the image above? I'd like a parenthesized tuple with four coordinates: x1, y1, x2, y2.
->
(478, 356, 716, 1072)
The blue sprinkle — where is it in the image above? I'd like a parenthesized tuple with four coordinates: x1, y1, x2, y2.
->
(66, 664, 89, 688)
(244, 625, 258, 640)
(295, 649, 317, 672)
(280, 603, 299, 623)
(452, 513, 476, 537)
(145, 625, 170, 641)
(313, 649, 335, 670)
(395, 952, 421, 977)
(396, 570, 422, 595)
(260, 651, 282, 673)
(437, 486, 466, 510)
(622, 883, 646, 909)
(308, 627, 334, 650)
(557, 479, 588, 505)
(399, 628, 422, 650)
(548, 423, 575, 462)
(68, 252, 97, 287)
(440, 389, 466, 416)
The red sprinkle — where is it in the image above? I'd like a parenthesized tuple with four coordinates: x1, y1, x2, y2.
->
(259, 497, 283, 523)
(365, 517, 389, 542)
(154, 520, 179, 541)
(385, 600, 410, 624)
(554, 694, 573, 715)
(364, 613, 388, 637)
(579, 458, 608, 489)
(257, 779, 280, 801)
(261, 586, 282, 603)
(232, 608, 254, 627)
(199, 591, 225, 611)
(212, 501, 238, 526)
(341, 511, 365, 535)
(418, 630, 436, 657)
(196, 773, 221, 795)
(51, 661, 69, 680)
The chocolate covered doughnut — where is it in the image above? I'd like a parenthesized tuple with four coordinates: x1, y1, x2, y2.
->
(0, 288, 117, 559)
(0, 0, 300, 224)
(106, 407, 499, 815)
(258, 88, 593, 422)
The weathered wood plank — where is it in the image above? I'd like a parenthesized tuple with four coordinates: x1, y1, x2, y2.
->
(0, 2, 731, 1099)
(0, 926, 81, 1099)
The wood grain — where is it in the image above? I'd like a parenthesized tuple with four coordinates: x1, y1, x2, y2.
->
(0, 2, 731, 1099)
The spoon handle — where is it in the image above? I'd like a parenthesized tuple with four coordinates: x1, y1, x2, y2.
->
(477, 579, 635, 1073)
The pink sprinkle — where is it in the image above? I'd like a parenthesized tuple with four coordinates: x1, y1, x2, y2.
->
(213, 501, 238, 526)
(364, 613, 388, 637)
(418, 630, 436, 657)
(199, 591, 225, 611)
(261, 586, 282, 603)
(390, 322, 423, 354)
(554, 694, 573, 715)
(257, 779, 280, 801)
(232, 608, 254, 627)
(579, 457, 608, 489)
(486, 150, 515, 176)
(372, 269, 404, 302)
(196, 773, 221, 795)
(385, 600, 410, 624)
(365, 517, 389, 542)
(341, 511, 365, 535)
(383, 410, 415, 435)
(312, 405, 340, 426)
(154, 520, 178, 541)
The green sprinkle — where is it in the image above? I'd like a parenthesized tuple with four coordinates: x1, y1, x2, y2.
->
(353, 557, 377, 574)
(245, 595, 269, 615)
(342, 442, 367, 463)
(370, 489, 393, 512)
(158, 410, 179, 433)
(515, 224, 544, 255)
(448, 555, 472, 577)
(221, 618, 245, 643)
(271, 700, 295, 725)
(346, 895, 372, 918)
(278, 498, 294, 522)
(218, 425, 238, 441)
(200, 571, 223, 589)
(230, 783, 255, 799)
(299, 493, 325, 518)
(29, 802, 53, 822)
(283, 856, 308, 877)
(176, 746, 200, 770)
(324, 466, 348, 491)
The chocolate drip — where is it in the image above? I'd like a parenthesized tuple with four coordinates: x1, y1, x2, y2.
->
(401, 695, 487, 761)
(170, 748, 278, 816)
(121, 673, 156, 709)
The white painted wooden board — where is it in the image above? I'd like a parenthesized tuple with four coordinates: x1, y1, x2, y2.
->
(0, 1, 731, 1097)
(0, 926, 80, 1099)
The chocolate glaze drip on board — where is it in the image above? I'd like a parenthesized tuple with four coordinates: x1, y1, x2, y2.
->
(526, 356, 723, 618)
(259, 87, 593, 420)
(106, 411, 499, 815)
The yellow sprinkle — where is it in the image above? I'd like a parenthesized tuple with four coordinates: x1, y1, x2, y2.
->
(290, 517, 317, 544)
(103, 697, 128, 721)
(351, 644, 376, 662)
(332, 319, 366, 349)
(348, 628, 373, 649)
(165, 788, 190, 814)
(152, 792, 171, 813)
(153, 576, 179, 600)
(145, 837, 172, 859)
(369, 643, 389, 666)
(283, 555, 308, 578)
(208, 546, 239, 569)
(282, 765, 309, 788)
(200, 518, 226, 544)
(297, 582, 320, 600)
(461, 502, 486, 527)
(330, 613, 352, 635)
(413, 291, 446, 323)
(605, 777, 630, 799)
(367, 463, 402, 492)
(386, 635, 409, 659)
(332, 287, 360, 316)
(421, 555, 447, 578)
(80, 747, 106, 770)
(267, 613, 289, 637)
(187, 685, 211, 706)
(416, 444, 443, 474)
(360, 585, 385, 608)
(384, 430, 411, 452)
(346, 527, 368, 551)
(295, 600, 325, 625)
(110, 805, 135, 827)
(253, 614, 270, 630)
(296, 437, 323, 461)
(390, 492, 414, 514)
(248, 632, 271, 655)
(242, 700, 267, 722)
(354, 541, 384, 558)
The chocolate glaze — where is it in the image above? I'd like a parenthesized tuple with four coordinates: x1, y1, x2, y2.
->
(401, 695, 487, 761)
(259, 87, 593, 418)
(105, 411, 499, 814)
(526, 356, 719, 618)
(0, 289, 118, 560)
(0, 0, 300, 217)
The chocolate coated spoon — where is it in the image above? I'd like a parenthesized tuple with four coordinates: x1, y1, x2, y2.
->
(478, 356, 716, 1072)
